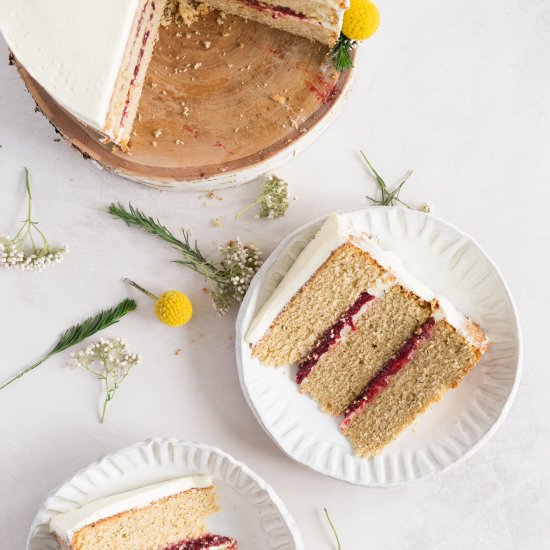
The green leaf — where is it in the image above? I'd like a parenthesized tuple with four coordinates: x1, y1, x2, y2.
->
(0, 298, 137, 391)
(331, 34, 355, 72)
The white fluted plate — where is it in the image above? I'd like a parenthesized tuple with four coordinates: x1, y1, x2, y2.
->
(236, 207, 522, 486)
(27, 438, 304, 549)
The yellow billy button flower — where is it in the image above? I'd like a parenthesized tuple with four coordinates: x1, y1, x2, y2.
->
(125, 279, 192, 327)
(342, 0, 380, 41)
(331, 0, 379, 72)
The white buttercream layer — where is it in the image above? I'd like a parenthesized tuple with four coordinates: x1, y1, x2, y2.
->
(0, 0, 141, 133)
(49, 475, 213, 542)
(246, 213, 482, 348)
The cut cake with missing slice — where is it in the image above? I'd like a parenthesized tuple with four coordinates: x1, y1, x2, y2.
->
(49, 475, 237, 550)
(246, 213, 489, 457)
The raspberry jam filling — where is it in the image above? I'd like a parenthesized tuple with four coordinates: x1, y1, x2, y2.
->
(296, 291, 375, 384)
(341, 316, 436, 430)
(238, 0, 308, 20)
(163, 534, 236, 550)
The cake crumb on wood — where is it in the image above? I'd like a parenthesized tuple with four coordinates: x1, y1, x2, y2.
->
(175, 139, 185, 145)
(203, 41, 211, 49)
(271, 94, 286, 104)
(153, 129, 163, 138)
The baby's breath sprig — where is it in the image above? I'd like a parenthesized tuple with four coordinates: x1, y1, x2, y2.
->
(360, 151, 413, 208)
(1, 168, 68, 271)
(70, 338, 140, 423)
(108, 203, 263, 315)
(324, 508, 343, 550)
(0, 298, 137, 391)
(237, 175, 291, 220)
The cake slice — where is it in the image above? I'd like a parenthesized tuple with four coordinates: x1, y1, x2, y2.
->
(298, 284, 435, 415)
(341, 313, 489, 456)
(0, 0, 167, 148)
(246, 214, 395, 366)
(247, 212, 489, 457)
(50, 475, 237, 550)
(199, 0, 349, 46)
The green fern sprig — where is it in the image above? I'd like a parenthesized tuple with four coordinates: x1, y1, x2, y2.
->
(0, 298, 137, 391)
(331, 34, 355, 72)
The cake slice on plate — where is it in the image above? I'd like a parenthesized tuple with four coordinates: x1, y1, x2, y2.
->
(246, 213, 395, 366)
(341, 309, 488, 456)
(246, 213, 489, 456)
(50, 475, 237, 549)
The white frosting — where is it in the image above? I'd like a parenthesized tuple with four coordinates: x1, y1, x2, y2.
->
(0, 0, 140, 134)
(246, 214, 355, 344)
(246, 213, 481, 347)
(49, 475, 213, 542)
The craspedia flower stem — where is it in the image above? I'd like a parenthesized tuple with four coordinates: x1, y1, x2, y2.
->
(124, 278, 159, 300)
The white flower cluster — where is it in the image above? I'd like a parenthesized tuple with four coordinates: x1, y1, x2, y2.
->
(71, 337, 140, 423)
(213, 239, 263, 315)
(258, 175, 290, 219)
(70, 337, 140, 371)
(0, 235, 68, 272)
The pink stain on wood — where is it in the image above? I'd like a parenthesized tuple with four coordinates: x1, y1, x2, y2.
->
(183, 124, 199, 138)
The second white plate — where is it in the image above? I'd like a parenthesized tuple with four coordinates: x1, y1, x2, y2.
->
(236, 207, 522, 486)
(27, 438, 304, 549)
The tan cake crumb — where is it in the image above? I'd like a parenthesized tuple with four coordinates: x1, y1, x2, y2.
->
(194, 62, 202, 69)
(211, 217, 223, 227)
(203, 41, 211, 49)
(175, 139, 185, 145)
(151, 141, 158, 147)
(153, 129, 163, 138)
(271, 94, 286, 104)
(174, 348, 182, 356)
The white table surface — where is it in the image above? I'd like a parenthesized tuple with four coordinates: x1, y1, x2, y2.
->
(1, 1, 549, 548)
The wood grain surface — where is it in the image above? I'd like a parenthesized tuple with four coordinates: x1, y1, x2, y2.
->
(16, 10, 355, 187)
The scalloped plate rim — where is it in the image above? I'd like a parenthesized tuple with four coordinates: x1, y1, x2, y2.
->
(235, 206, 522, 487)
(27, 437, 305, 550)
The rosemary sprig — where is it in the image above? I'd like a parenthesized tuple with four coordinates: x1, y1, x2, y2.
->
(108, 203, 263, 315)
(324, 508, 342, 550)
(331, 34, 355, 72)
(108, 203, 222, 282)
(360, 150, 413, 208)
(0, 298, 137, 391)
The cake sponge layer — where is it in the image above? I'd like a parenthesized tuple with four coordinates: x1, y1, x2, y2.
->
(202, 0, 340, 45)
(69, 486, 218, 550)
(342, 320, 485, 457)
(300, 284, 434, 416)
(251, 243, 389, 366)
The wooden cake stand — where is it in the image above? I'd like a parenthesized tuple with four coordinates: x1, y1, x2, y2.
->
(16, 12, 355, 191)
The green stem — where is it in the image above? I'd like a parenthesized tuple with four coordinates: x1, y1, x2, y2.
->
(235, 198, 260, 220)
(324, 508, 342, 550)
(124, 278, 159, 301)
(101, 372, 110, 423)
(0, 353, 52, 391)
